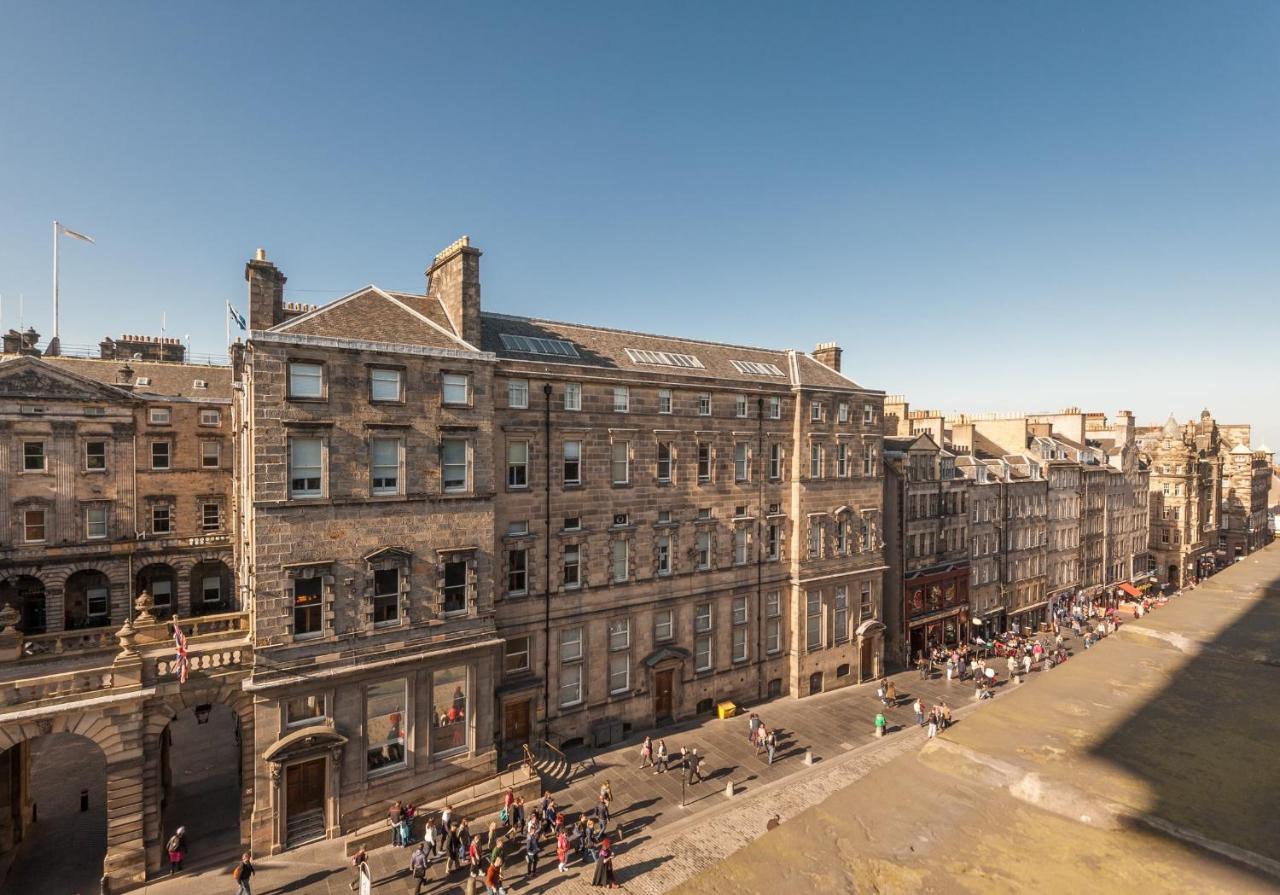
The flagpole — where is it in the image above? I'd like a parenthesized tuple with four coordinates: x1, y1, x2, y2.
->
(225, 301, 230, 350)
(52, 221, 59, 348)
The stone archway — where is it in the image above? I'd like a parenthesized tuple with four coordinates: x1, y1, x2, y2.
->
(189, 560, 234, 616)
(0, 711, 146, 889)
(64, 569, 112, 630)
(0, 575, 47, 634)
(136, 563, 178, 619)
(143, 687, 254, 875)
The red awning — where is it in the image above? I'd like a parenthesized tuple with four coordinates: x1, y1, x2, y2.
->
(1118, 582, 1142, 598)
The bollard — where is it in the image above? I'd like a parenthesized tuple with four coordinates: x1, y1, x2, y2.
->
(803, 749, 814, 766)
(724, 780, 735, 798)
(875, 726, 884, 738)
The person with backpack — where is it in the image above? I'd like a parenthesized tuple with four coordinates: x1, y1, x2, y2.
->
(653, 738, 669, 774)
(166, 826, 187, 874)
(410, 842, 430, 895)
(233, 852, 255, 895)
(485, 856, 507, 895)
(348, 845, 368, 891)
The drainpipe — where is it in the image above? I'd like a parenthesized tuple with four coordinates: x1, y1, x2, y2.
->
(542, 383, 553, 741)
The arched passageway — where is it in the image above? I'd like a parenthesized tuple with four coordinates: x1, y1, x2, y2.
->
(159, 703, 243, 868)
(2, 733, 107, 893)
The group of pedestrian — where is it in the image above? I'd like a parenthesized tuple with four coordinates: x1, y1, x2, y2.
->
(745, 713, 780, 764)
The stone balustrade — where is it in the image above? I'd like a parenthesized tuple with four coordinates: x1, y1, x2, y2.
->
(0, 666, 116, 709)
(155, 646, 248, 679)
(21, 626, 119, 659)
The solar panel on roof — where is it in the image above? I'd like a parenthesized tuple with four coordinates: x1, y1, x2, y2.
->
(623, 347, 704, 369)
(730, 359, 785, 377)
(499, 333, 580, 357)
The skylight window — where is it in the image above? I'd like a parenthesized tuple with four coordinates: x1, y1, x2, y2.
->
(731, 359, 785, 377)
(499, 333, 580, 357)
(624, 348, 704, 369)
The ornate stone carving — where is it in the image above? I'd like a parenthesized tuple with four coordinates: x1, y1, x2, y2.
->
(134, 590, 156, 625)
(0, 603, 19, 633)
(115, 619, 139, 657)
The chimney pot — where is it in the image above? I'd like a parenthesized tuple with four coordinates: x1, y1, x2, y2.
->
(255, 248, 267, 261)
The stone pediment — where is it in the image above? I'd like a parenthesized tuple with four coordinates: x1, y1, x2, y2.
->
(0, 357, 134, 403)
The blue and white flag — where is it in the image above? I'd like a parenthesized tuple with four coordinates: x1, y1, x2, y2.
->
(227, 301, 247, 331)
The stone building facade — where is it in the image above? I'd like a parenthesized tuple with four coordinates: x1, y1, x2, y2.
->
(0, 334, 238, 883)
(233, 238, 888, 854)
(882, 434, 969, 665)
(1139, 412, 1222, 586)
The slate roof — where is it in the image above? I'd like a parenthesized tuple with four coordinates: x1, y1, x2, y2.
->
(35, 356, 232, 401)
(480, 312, 869, 391)
(276, 287, 472, 353)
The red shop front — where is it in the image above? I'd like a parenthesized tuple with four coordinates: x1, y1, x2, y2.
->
(905, 565, 970, 663)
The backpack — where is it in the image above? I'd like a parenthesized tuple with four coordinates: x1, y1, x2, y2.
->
(500, 807, 509, 824)
(233, 862, 243, 881)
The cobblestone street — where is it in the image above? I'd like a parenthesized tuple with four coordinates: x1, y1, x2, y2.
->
(133, 642, 1060, 895)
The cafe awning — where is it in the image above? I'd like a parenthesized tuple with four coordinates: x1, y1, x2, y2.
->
(1118, 582, 1142, 598)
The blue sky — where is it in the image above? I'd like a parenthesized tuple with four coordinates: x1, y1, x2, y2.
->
(2, 2, 1277, 444)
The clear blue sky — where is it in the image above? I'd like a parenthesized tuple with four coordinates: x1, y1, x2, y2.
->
(2, 2, 1277, 444)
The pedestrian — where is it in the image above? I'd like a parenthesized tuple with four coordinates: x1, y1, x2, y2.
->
(349, 845, 368, 891)
(748, 711, 762, 744)
(877, 677, 888, 705)
(913, 697, 924, 727)
(233, 852, 255, 895)
(591, 837, 618, 888)
(511, 797, 525, 832)
(410, 843, 430, 895)
(485, 856, 507, 895)
(654, 738, 669, 774)
(688, 748, 703, 783)
(595, 797, 610, 831)
(639, 735, 653, 769)
(390, 799, 405, 846)
(1023, 653, 1033, 676)
(940, 701, 952, 729)
(679, 745, 689, 770)
(527, 823, 543, 873)
(765, 728, 777, 765)
(441, 803, 454, 832)
(166, 826, 187, 874)
(444, 823, 460, 873)
(423, 812, 439, 860)
(885, 679, 897, 706)
(600, 780, 614, 810)
(927, 716, 938, 739)
(557, 828, 571, 872)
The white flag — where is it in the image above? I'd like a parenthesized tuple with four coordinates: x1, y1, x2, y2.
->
(58, 224, 95, 244)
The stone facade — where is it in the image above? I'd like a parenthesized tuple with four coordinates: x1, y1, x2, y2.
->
(1139, 412, 1222, 586)
(882, 434, 970, 665)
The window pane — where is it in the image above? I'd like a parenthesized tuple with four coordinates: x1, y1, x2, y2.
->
(560, 627, 583, 662)
(432, 665, 468, 755)
(442, 439, 468, 492)
(366, 680, 407, 772)
(373, 567, 399, 624)
(290, 363, 323, 398)
(371, 368, 401, 401)
(559, 663, 582, 707)
(371, 438, 399, 494)
(609, 652, 629, 694)
(442, 373, 469, 404)
(564, 383, 581, 411)
(286, 694, 325, 726)
(443, 560, 468, 612)
(293, 578, 322, 635)
(290, 438, 322, 496)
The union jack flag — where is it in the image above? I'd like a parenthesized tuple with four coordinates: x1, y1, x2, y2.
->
(172, 624, 189, 684)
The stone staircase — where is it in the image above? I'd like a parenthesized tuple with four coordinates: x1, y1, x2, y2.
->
(286, 808, 325, 849)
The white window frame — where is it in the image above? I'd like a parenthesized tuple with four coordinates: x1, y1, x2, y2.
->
(657, 441, 672, 483)
(654, 609, 674, 642)
(508, 378, 530, 409)
(611, 441, 630, 485)
(769, 443, 782, 479)
(370, 367, 402, 403)
(769, 396, 781, 419)
(85, 440, 106, 471)
(504, 636, 531, 674)
(613, 386, 630, 413)
(288, 363, 324, 399)
(23, 508, 46, 543)
(658, 389, 672, 414)
(563, 440, 582, 485)
(734, 442, 749, 481)
(695, 634, 713, 672)
(148, 407, 172, 425)
(289, 436, 324, 498)
(199, 408, 222, 426)
(733, 528, 748, 565)
(151, 440, 171, 471)
(698, 393, 711, 416)
(442, 438, 469, 493)
(696, 530, 712, 570)
(85, 504, 108, 540)
(564, 382, 582, 411)
(562, 543, 581, 589)
(201, 502, 222, 531)
(370, 437, 401, 495)
(735, 395, 748, 418)
(806, 590, 822, 651)
(441, 372, 470, 406)
(507, 439, 530, 489)
(611, 539, 629, 583)
(657, 533, 671, 576)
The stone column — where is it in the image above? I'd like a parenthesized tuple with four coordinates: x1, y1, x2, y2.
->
(102, 714, 147, 887)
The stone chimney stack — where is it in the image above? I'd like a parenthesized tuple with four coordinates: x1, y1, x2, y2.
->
(1115, 410, 1135, 447)
(812, 341, 842, 372)
(426, 237, 482, 348)
(245, 248, 287, 331)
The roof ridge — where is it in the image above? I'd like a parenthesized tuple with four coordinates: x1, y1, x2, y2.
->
(379, 288, 480, 352)
(481, 311, 794, 356)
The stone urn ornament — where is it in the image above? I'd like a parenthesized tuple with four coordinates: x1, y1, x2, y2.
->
(0, 603, 19, 634)
(134, 590, 156, 625)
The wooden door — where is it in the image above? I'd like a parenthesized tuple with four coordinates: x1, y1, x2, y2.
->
(285, 758, 325, 819)
(653, 669, 674, 721)
(503, 700, 531, 748)
(860, 641, 874, 680)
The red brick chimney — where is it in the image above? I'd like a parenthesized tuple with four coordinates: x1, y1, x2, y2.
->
(426, 237, 482, 347)
(812, 341, 842, 372)
(245, 248, 287, 331)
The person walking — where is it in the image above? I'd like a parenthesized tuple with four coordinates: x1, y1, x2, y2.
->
(639, 735, 653, 769)
(653, 738, 668, 774)
(885, 679, 898, 706)
(688, 748, 703, 783)
(349, 845, 368, 891)
(525, 824, 541, 877)
(591, 837, 618, 888)
(410, 843, 430, 895)
(390, 799, 405, 847)
(913, 697, 925, 727)
(1022, 653, 1033, 677)
(166, 826, 187, 874)
(557, 828, 572, 872)
(444, 823, 460, 874)
(233, 852, 255, 895)
(485, 856, 507, 895)
(927, 716, 938, 739)
(765, 728, 778, 765)
(748, 712, 762, 744)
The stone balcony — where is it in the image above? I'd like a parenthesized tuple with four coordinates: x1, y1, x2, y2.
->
(0, 597, 251, 719)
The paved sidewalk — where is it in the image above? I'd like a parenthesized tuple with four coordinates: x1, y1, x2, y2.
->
(134, 636, 1070, 895)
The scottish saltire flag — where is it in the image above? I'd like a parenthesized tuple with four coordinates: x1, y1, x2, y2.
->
(173, 624, 189, 684)
(227, 301, 247, 331)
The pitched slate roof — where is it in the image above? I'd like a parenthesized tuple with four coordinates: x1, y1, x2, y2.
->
(480, 312, 870, 391)
(36, 356, 232, 400)
(275, 287, 475, 353)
